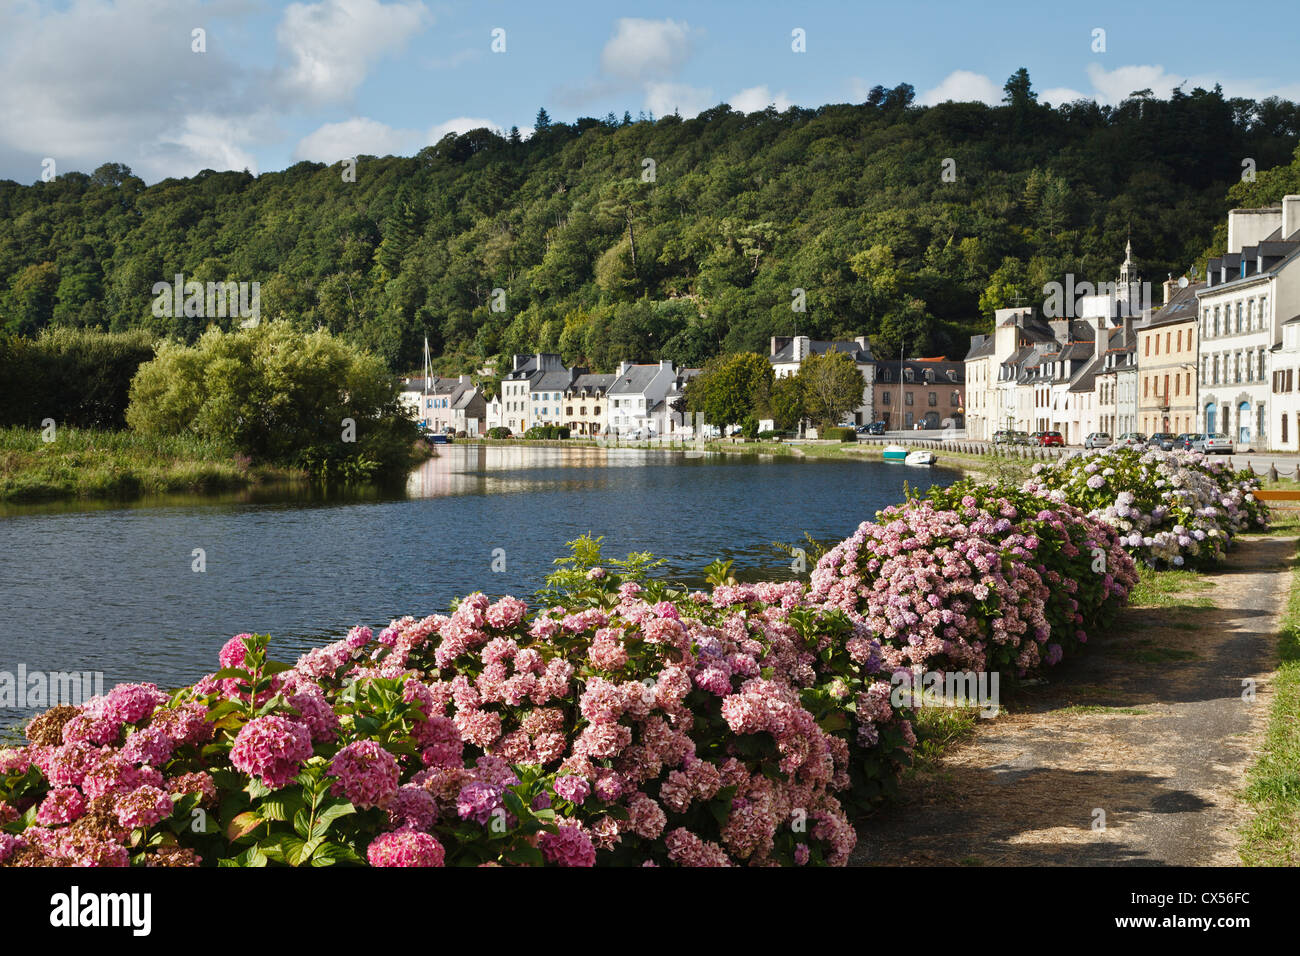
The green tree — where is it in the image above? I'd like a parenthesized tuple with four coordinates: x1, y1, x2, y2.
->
(686, 351, 773, 431)
(126, 323, 422, 479)
(797, 349, 864, 428)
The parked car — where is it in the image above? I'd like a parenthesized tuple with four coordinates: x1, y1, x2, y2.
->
(1191, 433, 1235, 454)
(1174, 432, 1199, 450)
(1147, 433, 1176, 451)
(1084, 432, 1112, 449)
(1117, 432, 1147, 447)
(1028, 431, 1044, 444)
(992, 430, 1013, 444)
(1038, 431, 1064, 446)
(864, 421, 886, 436)
(1012, 431, 1033, 445)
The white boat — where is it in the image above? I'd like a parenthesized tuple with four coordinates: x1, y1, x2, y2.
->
(882, 444, 908, 462)
(904, 450, 936, 466)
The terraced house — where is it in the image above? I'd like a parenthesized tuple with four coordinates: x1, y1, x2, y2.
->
(872, 358, 964, 430)
(1197, 196, 1300, 447)
(1137, 279, 1202, 437)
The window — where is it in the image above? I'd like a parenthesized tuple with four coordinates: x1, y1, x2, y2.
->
(882, 392, 891, 405)
(1176, 330, 1182, 352)
(1143, 377, 1149, 398)
(566, 406, 573, 416)
(1166, 332, 1171, 353)
(951, 391, 960, 406)
(905, 392, 914, 406)
(1145, 337, 1150, 356)
(928, 392, 937, 406)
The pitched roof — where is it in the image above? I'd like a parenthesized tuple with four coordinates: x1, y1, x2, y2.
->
(608, 365, 666, 395)
(769, 339, 873, 365)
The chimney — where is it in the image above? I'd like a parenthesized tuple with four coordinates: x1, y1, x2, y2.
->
(1163, 275, 1177, 306)
(659, 359, 673, 372)
(1228, 206, 1284, 254)
(617, 361, 630, 377)
(770, 336, 792, 357)
(1284, 195, 1300, 240)
(792, 335, 810, 362)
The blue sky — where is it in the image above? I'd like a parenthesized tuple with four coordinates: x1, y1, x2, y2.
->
(2, 0, 1298, 183)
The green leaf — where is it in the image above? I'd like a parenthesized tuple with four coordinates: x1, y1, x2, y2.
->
(226, 810, 263, 841)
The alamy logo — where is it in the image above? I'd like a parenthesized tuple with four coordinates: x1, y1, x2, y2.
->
(50, 887, 151, 936)
(0, 664, 104, 709)
(1041, 276, 1152, 318)
(151, 273, 260, 324)
(890, 669, 1000, 718)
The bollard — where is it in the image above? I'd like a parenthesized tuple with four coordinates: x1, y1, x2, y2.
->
(1269, 463, 1279, 482)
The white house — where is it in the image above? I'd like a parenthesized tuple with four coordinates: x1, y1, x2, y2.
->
(607, 360, 677, 436)
(1197, 196, 1300, 447)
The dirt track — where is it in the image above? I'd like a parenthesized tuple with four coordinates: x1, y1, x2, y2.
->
(852, 535, 1294, 866)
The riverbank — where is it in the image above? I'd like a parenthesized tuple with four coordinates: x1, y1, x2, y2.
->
(0, 427, 301, 503)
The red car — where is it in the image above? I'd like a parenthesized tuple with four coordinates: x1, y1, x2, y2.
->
(1038, 431, 1064, 446)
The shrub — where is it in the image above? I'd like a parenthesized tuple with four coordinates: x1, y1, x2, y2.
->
(522, 425, 571, 440)
(1022, 447, 1268, 568)
(809, 484, 1137, 676)
(487, 427, 512, 439)
(822, 427, 857, 443)
(0, 328, 156, 429)
(126, 323, 422, 480)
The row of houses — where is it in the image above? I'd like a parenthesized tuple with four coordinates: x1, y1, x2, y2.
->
(401, 355, 702, 438)
(965, 195, 1300, 450)
(401, 338, 968, 439)
(768, 335, 966, 430)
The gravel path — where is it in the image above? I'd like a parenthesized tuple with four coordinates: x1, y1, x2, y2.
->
(852, 534, 1294, 866)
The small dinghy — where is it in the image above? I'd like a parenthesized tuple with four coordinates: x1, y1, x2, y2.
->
(905, 450, 936, 466)
(882, 444, 908, 462)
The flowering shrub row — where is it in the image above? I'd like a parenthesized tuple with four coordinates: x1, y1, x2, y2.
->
(807, 482, 1139, 676)
(0, 551, 914, 867)
(1022, 448, 1268, 568)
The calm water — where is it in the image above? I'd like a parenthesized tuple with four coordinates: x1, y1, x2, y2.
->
(0, 445, 959, 731)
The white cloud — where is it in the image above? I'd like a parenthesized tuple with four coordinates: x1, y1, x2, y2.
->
(600, 18, 693, 81)
(294, 115, 499, 162)
(427, 116, 498, 141)
(1039, 87, 1091, 106)
(1085, 62, 1300, 104)
(919, 70, 1002, 106)
(645, 82, 713, 120)
(1084, 63, 1175, 103)
(729, 85, 793, 114)
(0, 0, 269, 181)
(277, 0, 430, 103)
(294, 117, 418, 162)
(152, 113, 263, 179)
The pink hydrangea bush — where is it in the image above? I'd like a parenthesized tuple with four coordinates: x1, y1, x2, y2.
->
(1, 580, 884, 866)
(808, 485, 1137, 676)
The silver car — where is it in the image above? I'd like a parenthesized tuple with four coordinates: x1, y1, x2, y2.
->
(1192, 433, 1234, 454)
(1084, 432, 1111, 449)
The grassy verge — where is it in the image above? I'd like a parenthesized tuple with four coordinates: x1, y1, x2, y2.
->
(0, 427, 301, 503)
(1239, 548, 1300, 866)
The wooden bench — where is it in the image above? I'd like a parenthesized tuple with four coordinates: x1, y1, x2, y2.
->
(1253, 489, 1300, 510)
(1253, 490, 1300, 501)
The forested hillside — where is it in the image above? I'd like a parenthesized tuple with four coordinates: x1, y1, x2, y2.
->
(3, 72, 1299, 372)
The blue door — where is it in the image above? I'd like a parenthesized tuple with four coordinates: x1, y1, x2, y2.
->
(1238, 402, 1251, 443)
(1205, 403, 1216, 435)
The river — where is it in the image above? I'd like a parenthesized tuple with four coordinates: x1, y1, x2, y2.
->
(0, 444, 960, 732)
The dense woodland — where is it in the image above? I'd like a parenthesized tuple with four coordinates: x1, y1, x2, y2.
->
(3, 71, 1300, 374)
